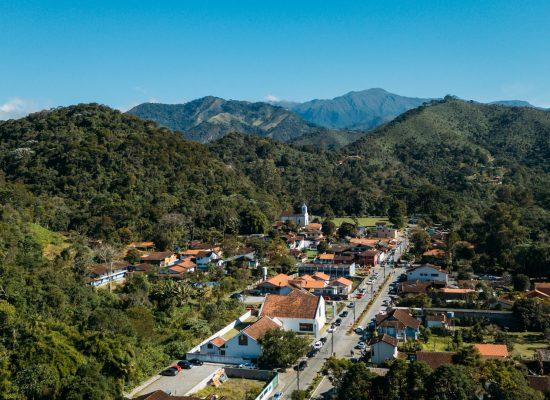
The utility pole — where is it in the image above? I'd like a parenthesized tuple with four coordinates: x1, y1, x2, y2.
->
(296, 366, 300, 391)
(353, 301, 356, 322)
(331, 329, 334, 356)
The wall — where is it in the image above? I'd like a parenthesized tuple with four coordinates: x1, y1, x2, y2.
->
(371, 342, 397, 365)
(407, 266, 447, 282)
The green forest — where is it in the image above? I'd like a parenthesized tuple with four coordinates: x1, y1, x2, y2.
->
(0, 98, 548, 398)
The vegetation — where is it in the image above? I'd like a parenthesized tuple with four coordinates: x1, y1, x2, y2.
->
(258, 329, 309, 369)
(194, 378, 264, 400)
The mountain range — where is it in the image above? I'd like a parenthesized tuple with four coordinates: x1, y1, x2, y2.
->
(128, 89, 545, 149)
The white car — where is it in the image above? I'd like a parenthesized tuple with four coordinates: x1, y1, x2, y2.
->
(313, 340, 323, 350)
(355, 341, 366, 350)
(327, 326, 335, 333)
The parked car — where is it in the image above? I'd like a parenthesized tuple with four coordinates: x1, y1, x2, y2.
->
(340, 311, 349, 317)
(272, 392, 284, 400)
(297, 360, 308, 371)
(307, 349, 317, 358)
(320, 337, 328, 344)
(334, 318, 342, 326)
(160, 367, 179, 376)
(355, 341, 366, 350)
(177, 360, 192, 369)
(230, 292, 244, 300)
(189, 359, 203, 366)
(327, 325, 335, 333)
(313, 340, 323, 350)
(238, 362, 255, 369)
(354, 326, 364, 334)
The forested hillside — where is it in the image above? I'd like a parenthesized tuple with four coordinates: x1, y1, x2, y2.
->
(0, 104, 281, 242)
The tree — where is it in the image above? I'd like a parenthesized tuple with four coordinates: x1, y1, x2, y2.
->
(388, 199, 407, 229)
(452, 346, 482, 367)
(513, 298, 550, 331)
(512, 274, 530, 291)
(337, 222, 357, 239)
(291, 390, 307, 400)
(322, 219, 336, 236)
(124, 248, 142, 264)
(258, 330, 309, 369)
(411, 229, 431, 255)
(482, 360, 544, 400)
(317, 241, 329, 253)
(425, 364, 478, 400)
(239, 207, 268, 235)
(337, 362, 377, 400)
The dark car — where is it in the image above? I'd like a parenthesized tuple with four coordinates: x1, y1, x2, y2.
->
(320, 337, 328, 344)
(307, 349, 317, 358)
(160, 367, 179, 376)
(189, 359, 203, 366)
(297, 360, 308, 371)
(177, 360, 192, 369)
(334, 318, 342, 326)
(340, 311, 348, 317)
(230, 292, 244, 299)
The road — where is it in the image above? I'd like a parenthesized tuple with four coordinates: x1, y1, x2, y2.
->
(277, 264, 405, 398)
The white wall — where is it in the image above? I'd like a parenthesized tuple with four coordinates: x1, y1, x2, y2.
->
(407, 266, 447, 282)
(371, 342, 397, 365)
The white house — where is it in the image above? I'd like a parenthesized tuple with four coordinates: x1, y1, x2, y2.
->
(88, 261, 130, 287)
(280, 203, 310, 228)
(260, 289, 326, 337)
(375, 222, 399, 239)
(198, 316, 282, 363)
(407, 264, 448, 284)
(370, 334, 398, 365)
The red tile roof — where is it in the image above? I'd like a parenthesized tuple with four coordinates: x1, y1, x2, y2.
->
(473, 344, 508, 358)
(416, 351, 455, 370)
(261, 289, 321, 320)
(331, 277, 353, 287)
(377, 308, 421, 330)
(259, 273, 291, 287)
(242, 316, 281, 340)
(141, 251, 174, 261)
(313, 272, 330, 281)
(371, 333, 398, 347)
(210, 337, 226, 347)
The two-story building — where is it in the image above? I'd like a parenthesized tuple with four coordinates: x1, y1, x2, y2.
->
(407, 264, 448, 284)
(260, 289, 326, 337)
(88, 261, 130, 287)
(370, 334, 398, 365)
(140, 251, 178, 267)
(376, 308, 421, 341)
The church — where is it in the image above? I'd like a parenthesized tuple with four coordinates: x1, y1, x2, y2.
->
(280, 203, 310, 227)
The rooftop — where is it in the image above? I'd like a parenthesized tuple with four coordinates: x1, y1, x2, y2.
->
(416, 351, 455, 370)
(261, 289, 321, 320)
(473, 343, 509, 358)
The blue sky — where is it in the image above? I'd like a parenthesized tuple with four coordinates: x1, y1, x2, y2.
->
(1, 0, 549, 119)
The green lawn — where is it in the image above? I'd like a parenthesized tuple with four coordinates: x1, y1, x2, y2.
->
(28, 223, 69, 259)
(194, 378, 264, 400)
(328, 217, 390, 228)
(421, 334, 456, 352)
(505, 332, 548, 359)
(305, 249, 318, 260)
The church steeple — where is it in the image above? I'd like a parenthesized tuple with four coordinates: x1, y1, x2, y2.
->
(301, 203, 308, 215)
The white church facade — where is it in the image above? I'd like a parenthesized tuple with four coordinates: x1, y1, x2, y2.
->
(280, 203, 310, 227)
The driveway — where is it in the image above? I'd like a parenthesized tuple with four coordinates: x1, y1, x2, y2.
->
(133, 363, 221, 398)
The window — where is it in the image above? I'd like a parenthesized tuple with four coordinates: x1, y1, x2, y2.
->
(299, 323, 314, 332)
(238, 335, 248, 346)
(220, 350, 225, 356)
(431, 273, 438, 277)
(207, 343, 213, 349)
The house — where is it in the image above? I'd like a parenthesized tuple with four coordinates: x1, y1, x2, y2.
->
(289, 248, 308, 262)
(525, 288, 550, 300)
(312, 272, 330, 284)
(298, 262, 356, 278)
(159, 258, 196, 278)
(496, 296, 514, 309)
(425, 313, 448, 329)
(257, 274, 292, 295)
(370, 334, 398, 365)
(260, 289, 326, 337)
(357, 249, 381, 268)
(407, 264, 448, 284)
(127, 263, 156, 274)
(534, 282, 550, 297)
(280, 203, 310, 227)
(199, 316, 282, 362)
(289, 275, 326, 292)
(329, 277, 353, 296)
(415, 351, 455, 370)
(437, 287, 476, 300)
(140, 251, 178, 267)
(473, 344, 509, 359)
(314, 253, 335, 264)
(422, 249, 446, 263)
(223, 251, 259, 269)
(88, 261, 130, 287)
(194, 250, 223, 270)
(134, 390, 220, 400)
(398, 281, 434, 297)
(376, 308, 421, 341)
(128, 241, 155, 251)
(375, 222, 398, 239)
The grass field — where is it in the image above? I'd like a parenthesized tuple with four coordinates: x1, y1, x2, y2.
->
(421, 334, 456, 352)
(28, 223, 69, 259)
(306, 249, 318, 260)
(506, 332, 548, 359)
(328, 217, 390, 228)
(194, 378, 264, 400)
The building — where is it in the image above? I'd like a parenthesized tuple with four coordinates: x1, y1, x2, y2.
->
(280, 203, 310, 227)
(425, 313, 448, 329)
(257, 274, 292, 295)
(140, 251, 178, 267)
(159, 258, 196, 278)
(376, 308, 421, 341)
(298, 262, 356, 278)
(407, 264, 448, 284)
(199, 316, 282, 363)
(415, 351, 455, 370)
(312, 271, 330, 284)
(289, 275, 326, 292)
(437, 287, 475, 300)
(260, 289, 326, 337)
(329, 277, 353, 296)
(223, 251, 259, 269)
(87, 261, 130, 287)
(375, 222, 398, 239)
(194, 250, 223, 271)
(473, 344, 509, 359)
(370, 334, 398, 365)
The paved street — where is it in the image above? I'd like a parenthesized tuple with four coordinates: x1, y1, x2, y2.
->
(277, 264, 405, 397)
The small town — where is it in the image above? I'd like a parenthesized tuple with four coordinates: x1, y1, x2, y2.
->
(2, 2, 549, 399)
(80, 204, 549, 400)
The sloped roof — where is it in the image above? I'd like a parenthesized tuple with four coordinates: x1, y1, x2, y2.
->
(242, 316, 281, 341)
(416, 351, 455, 370)
(89, 261, 130, 276)
(331, 277, 353, 287)
(318, 253, 335, 260)
(261, 289, 321, 320)
(141, 251, 174, 261)
(377, 308, 421, 330)
(305, 223, 322, 231)
(290, 276, 326, 289)
(313, 272, 330, 281)
(259, 273, 291, 287)
(534, 282, 550, 296)
(408, 264, 447, 274)
(422, 249, 446, 258)
(371, 333, 398, 347)
(438, 288, 475, 294)
(210, 337, 226, 347)
(473, 344, 508, 358)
